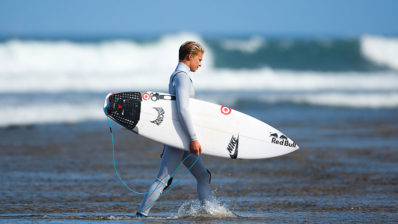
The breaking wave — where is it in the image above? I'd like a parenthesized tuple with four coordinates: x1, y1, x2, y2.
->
(0, 32, 397, 127)
(360, 35, 398, 71)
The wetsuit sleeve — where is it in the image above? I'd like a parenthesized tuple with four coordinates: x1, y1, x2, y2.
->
(174, 73, 198, 141)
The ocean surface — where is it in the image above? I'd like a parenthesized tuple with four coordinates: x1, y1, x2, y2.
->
(0, 33, 398, 126)
(0, 33, 397, 223)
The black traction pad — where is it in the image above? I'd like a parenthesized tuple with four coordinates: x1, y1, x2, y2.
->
(106, 92, 142, 131)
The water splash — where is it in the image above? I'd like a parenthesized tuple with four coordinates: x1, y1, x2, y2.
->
(177, 197, 237, 218)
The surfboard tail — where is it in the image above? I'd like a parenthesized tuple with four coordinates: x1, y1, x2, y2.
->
(104, 92, 142, 131)
(103, 93, 114, 116)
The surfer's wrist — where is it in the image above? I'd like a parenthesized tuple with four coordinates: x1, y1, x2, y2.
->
(189, 135, 198, 142)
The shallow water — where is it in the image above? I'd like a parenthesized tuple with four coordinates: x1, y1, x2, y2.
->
(1, 106, 397, 223)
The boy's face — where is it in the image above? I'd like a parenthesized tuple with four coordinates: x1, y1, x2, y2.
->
(188, 52, 203, 72)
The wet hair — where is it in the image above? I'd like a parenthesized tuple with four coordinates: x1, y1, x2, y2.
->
(179, 41, 204, 61)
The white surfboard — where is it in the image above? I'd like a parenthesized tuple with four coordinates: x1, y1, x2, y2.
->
(104, 91, 299, 159)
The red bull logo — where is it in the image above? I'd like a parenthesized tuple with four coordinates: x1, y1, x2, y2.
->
(270, 132, 297, 148)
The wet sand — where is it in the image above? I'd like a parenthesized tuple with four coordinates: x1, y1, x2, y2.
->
(1, 107, 398, 223)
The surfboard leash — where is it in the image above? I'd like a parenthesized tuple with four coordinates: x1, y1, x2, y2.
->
(106, 117, 200, 211)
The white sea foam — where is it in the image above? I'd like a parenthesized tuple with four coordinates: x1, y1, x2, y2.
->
(258, 92, 398, 108)
(221, 36, 265, 53)
(0, 33, 397, 127)
(361, 35, 398, 71)
(0, 100, 104, 127)
(1, 69, 397, 93)
(197, 68, 398, 91)
(1, 90, 397, 128)
(1, 33, 397, 93)
(0, 33, 212, 74)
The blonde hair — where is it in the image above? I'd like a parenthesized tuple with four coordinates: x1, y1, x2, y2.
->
(179, 41, 204, 61)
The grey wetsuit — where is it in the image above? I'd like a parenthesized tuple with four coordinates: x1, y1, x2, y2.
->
(137, 62, 212, 216)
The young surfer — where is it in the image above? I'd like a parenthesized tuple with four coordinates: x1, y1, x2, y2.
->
(136, 41, 212, 217)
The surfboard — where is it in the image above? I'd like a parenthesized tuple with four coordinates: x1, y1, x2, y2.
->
(104, 91, 299, 159)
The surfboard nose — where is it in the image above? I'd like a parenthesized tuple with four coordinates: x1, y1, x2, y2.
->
(287, 135, 299, 150)
(103, 93, 114, 116)
(289, 136, 300, 150)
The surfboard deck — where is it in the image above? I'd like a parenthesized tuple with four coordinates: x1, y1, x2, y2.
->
(104, 91, 299, 159)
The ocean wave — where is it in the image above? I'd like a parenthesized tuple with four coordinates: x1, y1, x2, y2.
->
(211, 36, 389, 71)
(1, 67, 397, 93)
(360, 35, 398, 71)
(199, 91, 398, 109)
(2, 33, 397, 75)
(0, 101, 103, 127)
(0, 32, 213, 73)
(254, 92, 398, 109)
(0, 90, 397, 128)
(220, 36, 265, 53)
(1, 33, 398, 127)
(197, 68, 398, 91)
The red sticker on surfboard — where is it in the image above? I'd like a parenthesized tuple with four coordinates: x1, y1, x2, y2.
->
(142, 93, 150, 101)
(220, 106, 231, 115)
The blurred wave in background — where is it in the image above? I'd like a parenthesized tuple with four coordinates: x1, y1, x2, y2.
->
(0, 33, 397, 127)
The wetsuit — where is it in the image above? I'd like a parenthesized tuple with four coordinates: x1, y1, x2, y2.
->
(137, 62, 212, 216)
